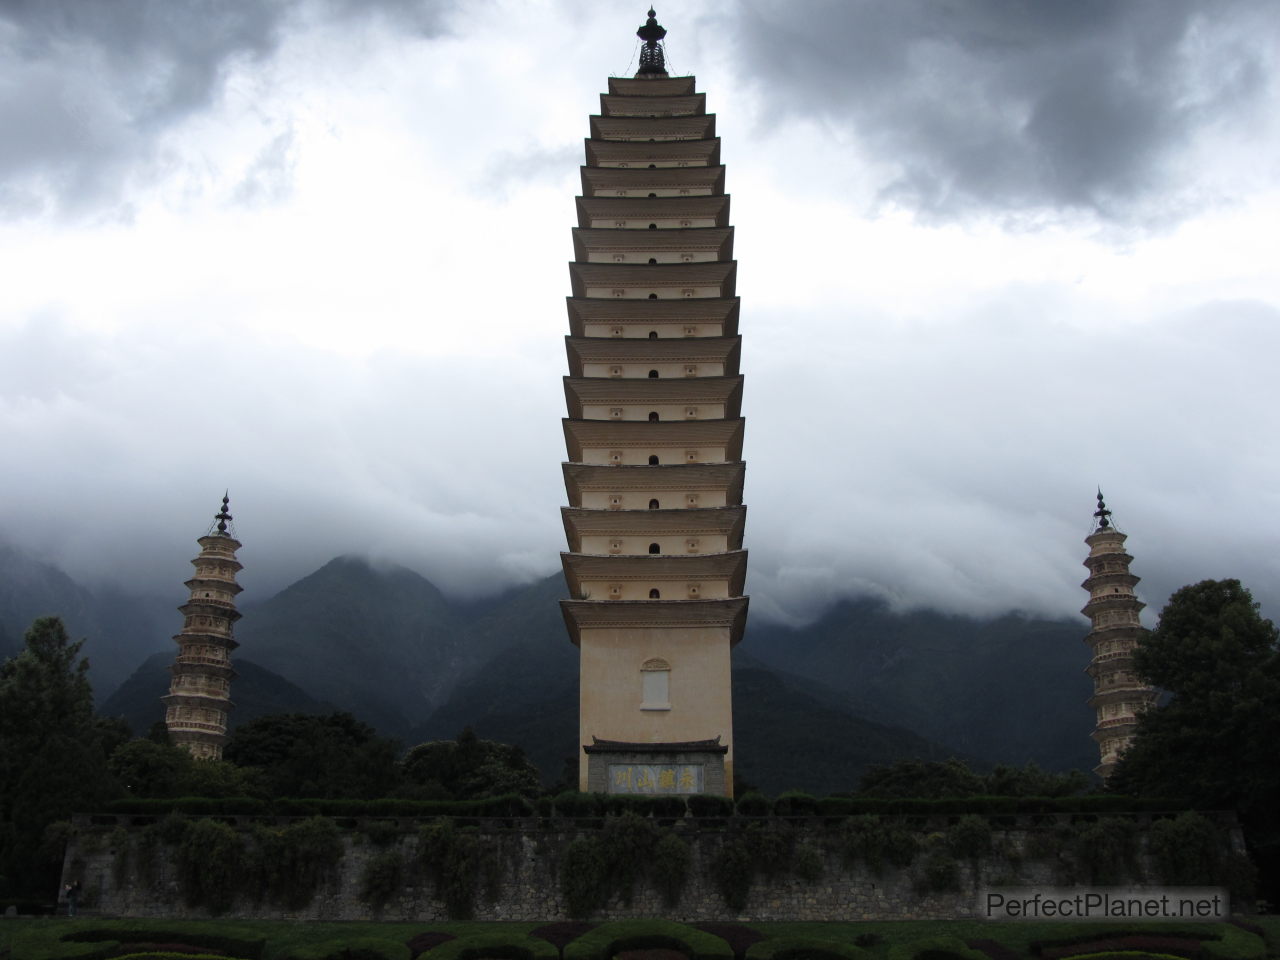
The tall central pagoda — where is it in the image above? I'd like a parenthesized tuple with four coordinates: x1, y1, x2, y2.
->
(559, 10, 747, 797)
(1080, 492, 1158, 778)
(163, 495, 242, 760)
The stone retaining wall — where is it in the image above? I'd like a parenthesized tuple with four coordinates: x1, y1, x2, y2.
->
(60, 814, 1242, 922)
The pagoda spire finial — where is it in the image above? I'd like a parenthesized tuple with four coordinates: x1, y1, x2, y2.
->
(635, 7, 668, 77)
(211, 491, 235, 537)
(1093, 488, 1112, 531)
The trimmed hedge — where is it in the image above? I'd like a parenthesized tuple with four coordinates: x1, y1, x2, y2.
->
(15, 942, 118, 960)
(746, 938, 870, 960)
(1042, 937, 1202, 960)
(65, 929, 266, 959)
(1202, 926, 1266, 960)
(1031, 927, 1263, 960)
(563, 920, 733, 960)
(422, 933, 559, 960)
(772, 792, 819, 817)
(103, 794, 535, 819)
(688, 795, 735, 818)
(816, 796, 1192, 817)
(888, 937, 992, 960)
(114, 954, 241, 960)
(284, 937, 411, 960)
(98, 792, 1195, 821)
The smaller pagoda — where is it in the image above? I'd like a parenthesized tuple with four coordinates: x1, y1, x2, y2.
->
(162, 494, 242, 759)
(1080, 491, 1158, 778)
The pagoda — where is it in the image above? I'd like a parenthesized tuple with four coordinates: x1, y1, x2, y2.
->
(1080, 491, 1158, 778)
(162, 494, 242, 759)
(559, 10, 748, 797)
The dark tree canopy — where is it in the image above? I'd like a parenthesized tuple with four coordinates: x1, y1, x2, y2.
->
(856, 757, 1088, 799)
(223, 711, 399, 799)
(1113, 579, 1280, 809)
(401, 727, 541, 800)
(1111, 579, 1280, 899)
(0, 617, 120, 897)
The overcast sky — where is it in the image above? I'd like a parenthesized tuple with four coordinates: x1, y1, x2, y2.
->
(2, 0, 1278, 628)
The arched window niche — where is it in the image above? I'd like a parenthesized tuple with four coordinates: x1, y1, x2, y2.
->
(641, 657, 671, 710)
(648, 454, 660, 465)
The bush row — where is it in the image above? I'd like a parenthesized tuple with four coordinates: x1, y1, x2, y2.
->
(65, 928, 265, 959)
(561, 919, 733, 960)
(100, 792, 1194, 820)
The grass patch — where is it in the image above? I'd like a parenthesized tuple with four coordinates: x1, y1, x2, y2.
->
(421, 932, 559, 959)
(0, 917, 1266, 960)
(562, 920, 732, 960)
(745, 938, 870, 960)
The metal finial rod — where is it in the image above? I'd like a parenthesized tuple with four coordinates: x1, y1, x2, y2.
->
(1093, 489, 1111, 530)
(215, 492, 233, 534)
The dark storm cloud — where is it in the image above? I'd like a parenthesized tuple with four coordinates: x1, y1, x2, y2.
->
(724, 0, 1275, 223)
(0, 0, 458, 217)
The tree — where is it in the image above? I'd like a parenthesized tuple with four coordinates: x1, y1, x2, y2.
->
(400, 727, 540, 800)
(857, 758, 984, 798)
(1110, 579, 1280, 899)
(223, 712, 399, 799)
(0, 617, 119, 896)
(108, 739, 194, 798)
(856, 757, 1089, 799)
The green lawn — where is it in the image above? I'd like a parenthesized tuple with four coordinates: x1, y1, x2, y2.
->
(0, 916, 1269, 960)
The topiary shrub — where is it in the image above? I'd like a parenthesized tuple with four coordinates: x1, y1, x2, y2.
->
(693, 924, 765, 960)
(746, 939, 870, 960)
(423, 933, 558, 960)
(688, 795, 734, 818)
(887, 937, 989, 960)
(554, 792, 605, 818)
(285, 937, 410, 960)
(771, 792, 818, 817)
(406, 932, 456, 959)
(1041, 937, 1207, 960)
(25, 941, 119, 960)
(563, 920, 731, 960)
(63, 930, 265, 959)
(734, 792, 770, 817)
(529, 923, 595, 954)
